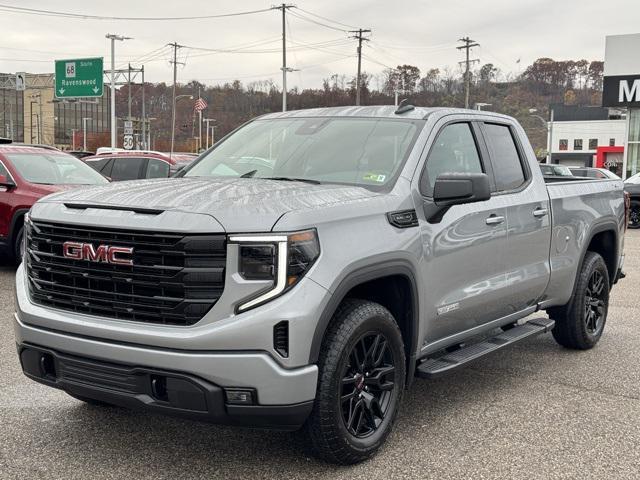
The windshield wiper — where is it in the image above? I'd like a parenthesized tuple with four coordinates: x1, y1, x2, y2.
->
(264, 176, 322, 185)
(240, 169, 258, 178)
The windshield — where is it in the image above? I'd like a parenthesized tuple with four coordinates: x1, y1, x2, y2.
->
(184, 117, 422, 188)
(6, 152, 109, 185)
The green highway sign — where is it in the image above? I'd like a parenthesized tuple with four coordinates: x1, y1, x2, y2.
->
(55, 57, 104, 98)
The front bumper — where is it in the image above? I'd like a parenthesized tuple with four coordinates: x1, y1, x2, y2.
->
(17, 343, 312, 430)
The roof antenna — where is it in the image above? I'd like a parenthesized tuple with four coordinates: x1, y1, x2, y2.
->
(395, 99, 415, 114)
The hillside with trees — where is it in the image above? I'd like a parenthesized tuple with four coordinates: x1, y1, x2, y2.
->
(111, 57, 604, 157)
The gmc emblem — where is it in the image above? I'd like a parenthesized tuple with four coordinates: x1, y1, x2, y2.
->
(62, 241, 134, 266)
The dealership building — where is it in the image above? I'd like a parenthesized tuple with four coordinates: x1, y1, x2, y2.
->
(603, 33, 640, 179)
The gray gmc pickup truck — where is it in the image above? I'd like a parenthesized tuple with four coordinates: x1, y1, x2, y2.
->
(14, 106, 627, 464)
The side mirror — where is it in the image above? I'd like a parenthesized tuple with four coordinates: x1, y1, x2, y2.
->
(0, 174, 15, 189)
(425, 172, 490, 223)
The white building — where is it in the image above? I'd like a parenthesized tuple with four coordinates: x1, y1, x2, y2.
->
(549, 105, 626, 176)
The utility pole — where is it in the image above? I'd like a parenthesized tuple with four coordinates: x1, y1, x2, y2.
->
(272, 4, 295, 112)
(141, 65, 145, 149)
(106, 34, 132, 148)
(457, 37, 480, 109)
(349, 28, 371, 106)
(168, 42, 184, 159)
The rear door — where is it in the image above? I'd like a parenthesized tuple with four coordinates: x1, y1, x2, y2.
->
(480, 121, 552, 314)
(418, 120, 511, 342)
(110, 157, 146, 181)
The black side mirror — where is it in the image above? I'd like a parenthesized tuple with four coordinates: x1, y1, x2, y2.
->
(0, 174, 15, 190)
(425, 172, 490, 223)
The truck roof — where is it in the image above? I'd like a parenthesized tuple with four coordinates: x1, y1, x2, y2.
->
(259, 105, 511, 121)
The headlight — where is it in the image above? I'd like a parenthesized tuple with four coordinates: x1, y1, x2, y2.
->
(229, 229, 320, 312)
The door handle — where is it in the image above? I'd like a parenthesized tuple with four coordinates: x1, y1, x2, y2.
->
(485, 215, 505, 225)
(533, 207, 548, 218)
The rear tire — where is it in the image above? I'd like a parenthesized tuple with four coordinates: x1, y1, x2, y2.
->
(629, 200, 640, 229)
(548, 251, 609, 350)
(304, 299, 405, 465)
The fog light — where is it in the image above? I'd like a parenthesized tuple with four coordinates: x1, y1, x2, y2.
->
(225, 388, 255, 405)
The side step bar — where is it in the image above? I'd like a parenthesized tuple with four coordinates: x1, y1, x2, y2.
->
(416, 318, 555, 378)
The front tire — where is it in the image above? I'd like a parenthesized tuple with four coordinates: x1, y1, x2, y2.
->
(304, 299, 405, 465)
(12, 225, 24, 263)
(629, 200, 640, 229)
(548, 251, 609, 350)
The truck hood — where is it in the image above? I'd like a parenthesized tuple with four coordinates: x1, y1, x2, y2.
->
(38, 177, 383, 231)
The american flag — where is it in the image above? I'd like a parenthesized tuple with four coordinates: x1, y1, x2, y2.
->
(194, 98, 208, 111)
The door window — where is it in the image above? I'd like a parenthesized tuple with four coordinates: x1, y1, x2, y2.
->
(110, 158, 145, 181)
(483, 123, 526, 191)
(422, 122, 483, 196)
(146, 159, 170, 179)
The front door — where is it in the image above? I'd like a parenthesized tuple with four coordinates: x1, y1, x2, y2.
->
(418, 121, 511, 344)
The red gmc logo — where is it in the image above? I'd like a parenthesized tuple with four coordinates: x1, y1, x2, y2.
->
(62, 241, 134, 266)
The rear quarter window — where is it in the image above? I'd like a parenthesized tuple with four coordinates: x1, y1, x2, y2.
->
(483, 123, 526, 191)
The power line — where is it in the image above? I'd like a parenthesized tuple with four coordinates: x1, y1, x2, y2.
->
(287, 10, 348, 33)
(0, 4, 273, 21)
(295, 7, 358, 30)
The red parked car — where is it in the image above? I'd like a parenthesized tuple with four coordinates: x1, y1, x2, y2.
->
(0, 145, 109, 261)
(83, 151, 197, 180)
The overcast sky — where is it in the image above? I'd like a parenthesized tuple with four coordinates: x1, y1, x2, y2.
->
(1, 0, 639, 89)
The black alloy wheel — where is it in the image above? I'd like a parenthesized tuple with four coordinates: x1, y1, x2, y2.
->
(341, 332, 395, 438)
(584, 270, 606, 336)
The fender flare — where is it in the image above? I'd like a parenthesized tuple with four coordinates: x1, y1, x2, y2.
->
(308, 259, 420, 381)
(562, 219, 619, 303)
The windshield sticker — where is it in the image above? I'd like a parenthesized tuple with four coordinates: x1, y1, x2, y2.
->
(363, 173, 386, 183)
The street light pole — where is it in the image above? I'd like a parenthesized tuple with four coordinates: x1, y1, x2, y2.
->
(547, 109, 554, 164)
(106, 34, 132, 149)
(203, 118, 215, 149)
(82, 117, 91, 151)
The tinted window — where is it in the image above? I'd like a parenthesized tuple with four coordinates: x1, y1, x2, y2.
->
(100, 158, 114, 177)
(146, 159, 170, 179)
(110, 157, 145, 181)
(483, 123, 525, 191)
(86, 158, 110, 172)
(574, 139, 583, 151)
(423, 123, 483, 196)
(559, 139, 568, 151)
(588, 138, 598, 150)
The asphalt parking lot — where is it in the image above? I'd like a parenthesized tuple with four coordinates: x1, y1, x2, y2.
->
(1, 232, 640, 479)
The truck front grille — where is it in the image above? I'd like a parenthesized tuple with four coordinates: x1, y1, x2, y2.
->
(25, 220, 226, 326)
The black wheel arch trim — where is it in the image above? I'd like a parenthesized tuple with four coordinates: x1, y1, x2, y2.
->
(9, 207, 29, 250)
(308, 259, 420, 386)
(571, 219, 619, 298)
